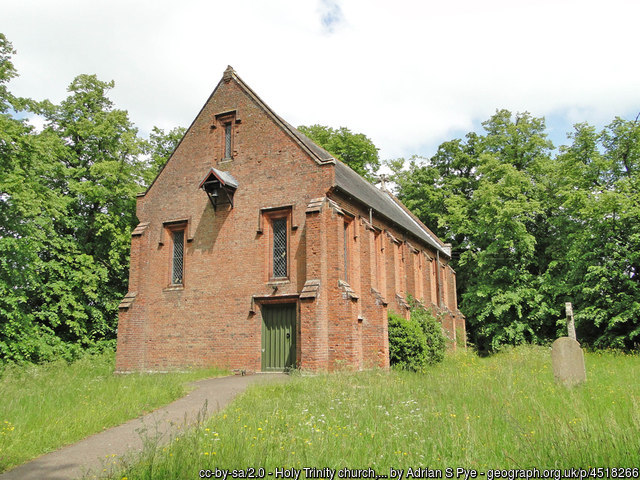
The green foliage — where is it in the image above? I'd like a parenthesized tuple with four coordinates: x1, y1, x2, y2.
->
(388, 301, 447, 370)
(0, 33, 18, 112)
(106, 347, 640, 477)
(0, 73, 144, 363)
(410, 301, 447, 365)
(297, 124, 380, 181)
(391, 109, 640, 351)
(0, 352, 226, 472)
(388, 311, 427, 371)
(0, 36, 74, 362)
(0, 35, 180, 364)
(142, 125, 186, 185)
(553, 119, 640, 349)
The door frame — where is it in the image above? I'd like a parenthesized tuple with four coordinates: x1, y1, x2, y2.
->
(259, 300, 298, 372)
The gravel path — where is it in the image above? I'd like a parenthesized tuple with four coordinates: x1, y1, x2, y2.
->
(1, 373, 288, 480)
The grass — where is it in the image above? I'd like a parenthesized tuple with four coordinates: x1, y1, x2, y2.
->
(108, 346, 640, 479)
(0, 351, 226, 472)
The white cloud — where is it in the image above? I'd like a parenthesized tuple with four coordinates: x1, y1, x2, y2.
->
(3, 0, 639, 160)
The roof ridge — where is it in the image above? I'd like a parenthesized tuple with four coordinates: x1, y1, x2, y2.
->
(382, 189, 446, 248)
(333, 161, 450, 257)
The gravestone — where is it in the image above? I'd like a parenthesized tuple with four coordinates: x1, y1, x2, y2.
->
(551, 337, 586, 387)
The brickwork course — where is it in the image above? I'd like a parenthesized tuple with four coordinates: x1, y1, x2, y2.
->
(115, 67, 466, 373)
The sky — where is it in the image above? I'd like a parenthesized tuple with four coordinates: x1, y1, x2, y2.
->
(3, 0, 640, 161)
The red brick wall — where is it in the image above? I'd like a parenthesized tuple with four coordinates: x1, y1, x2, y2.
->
(323, 192, 465, 361)
(116, 75, 334, 372)
(115, 71, 464, 373)
(300, 209, 329, 370)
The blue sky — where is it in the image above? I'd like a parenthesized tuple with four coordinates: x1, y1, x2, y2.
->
(3, 0, 639, 161)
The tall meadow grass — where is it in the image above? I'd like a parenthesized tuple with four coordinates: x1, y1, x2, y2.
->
(0, 351, 226, 472)
(110, 346, 640, 479)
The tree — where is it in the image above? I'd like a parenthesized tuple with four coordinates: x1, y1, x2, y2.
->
(0, 34, 184, 363)
(0, 34, 78, 361)
(392, 109, 640, 351)
(40, 74, 146, 348)
(0, 55, 150, 362)
(390, 110, 558, 351)
(554, 119, 640, 348)
(142, 126, 186, 185)
(0, 33, 17, 112)
(297, 124, 380, 181)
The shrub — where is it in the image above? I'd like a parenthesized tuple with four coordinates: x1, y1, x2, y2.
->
(388, 300, 448, 371)
(388, 311, 428, 371)
(412, 306, 447, 365)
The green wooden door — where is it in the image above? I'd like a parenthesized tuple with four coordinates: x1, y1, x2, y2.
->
(261, 304, 296, 371)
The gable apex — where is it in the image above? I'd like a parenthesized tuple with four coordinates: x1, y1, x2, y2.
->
(224, 68, 337, 166)
(223, 65, 235, 82)
(143, 67, 336, 196)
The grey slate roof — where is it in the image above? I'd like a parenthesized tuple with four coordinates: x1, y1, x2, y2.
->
(273, 119, 449, 256)
(198, 167, 239, 189)
(212, 168, 239, 189)
(276, 120, 449, 257)
(333, 160, 449, 257)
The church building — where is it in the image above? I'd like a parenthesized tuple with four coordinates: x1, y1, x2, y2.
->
(115, 67, 464, 372)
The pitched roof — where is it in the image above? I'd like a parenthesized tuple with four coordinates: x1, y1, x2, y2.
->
(198, 167, 239, 189)
(279, 119, 335, 164)
(332, 161, 450, 257)
(228, 66, 450, 257)
(146, 66, 450, 257)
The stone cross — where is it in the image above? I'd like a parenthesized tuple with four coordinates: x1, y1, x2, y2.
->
(565, 302, 576, 340)
(378, 174, 389, 191)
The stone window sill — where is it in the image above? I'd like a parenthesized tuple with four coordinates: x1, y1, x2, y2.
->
(163, 285, 184, 292)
